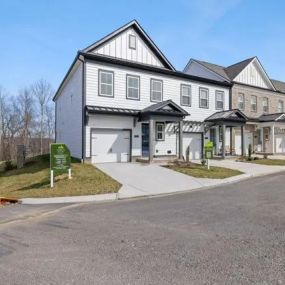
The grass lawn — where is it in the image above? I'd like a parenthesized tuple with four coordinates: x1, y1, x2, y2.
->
(246, 159, 285, 166)
(0, 155, 121, 199)
(165, 163, 243, 179)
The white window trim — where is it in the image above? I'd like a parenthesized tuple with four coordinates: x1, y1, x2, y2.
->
(215, 90, 224, 110)
(251, 95, 257, 112)
(262, 97, 269, 112)
(126, 75, 140, 100)
(238, 93, 245, 110)
(278, 100, 284, 113)
(150, 79, 163, 102)
(181, 84, 191, 106)
(98, 70, 114, 97)
(156, 122, 165, 141)
(129, 34, 136, 50)
(199, 87, 209, 109)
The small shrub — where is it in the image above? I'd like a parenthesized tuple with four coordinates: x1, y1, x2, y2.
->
(248, 144, 252, 160)
(201, 159, 207, 166)
(253, 156, 259, 160)
(5, 160, 15, 171)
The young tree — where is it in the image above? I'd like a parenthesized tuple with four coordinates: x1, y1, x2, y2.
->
(31, 79, 53, 154)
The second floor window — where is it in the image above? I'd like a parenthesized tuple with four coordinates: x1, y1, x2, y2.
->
(181, 84, 191, 106)
(278, 100, 284, 113)
(199, 88, 209, 108)
(215, 91, 224, 110)
(150, 79, 163, 102)
(262, 97, 269, 113)
(238, 93, 244, 110)
(99, 70, 114, 97)
(126, 75, 140, 100)
(251, 95, 257, 112)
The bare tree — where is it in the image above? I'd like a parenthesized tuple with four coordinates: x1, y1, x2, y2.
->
(31, 79, 53, 154)
(16, 88, 34, 148)
(45, 103, 55, 139)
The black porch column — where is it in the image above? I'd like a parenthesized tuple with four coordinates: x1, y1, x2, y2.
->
(241, 125, 245, 156)
(221, 124, 226, 159)
(178, 121, 183, 160)
(230, 127, 233, 155)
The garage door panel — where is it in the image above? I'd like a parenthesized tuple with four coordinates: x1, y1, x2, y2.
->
(91, 129, 130, 163)
(183, 133, 202, 160)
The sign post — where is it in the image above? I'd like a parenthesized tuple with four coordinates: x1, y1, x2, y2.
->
(50, 143, 71, 188)
(204, 141, 214, 170)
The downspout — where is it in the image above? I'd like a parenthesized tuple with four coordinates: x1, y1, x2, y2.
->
(78, 54, 85, 163)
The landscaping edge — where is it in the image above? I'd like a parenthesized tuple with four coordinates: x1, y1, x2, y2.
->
(14, 168, 285, 205)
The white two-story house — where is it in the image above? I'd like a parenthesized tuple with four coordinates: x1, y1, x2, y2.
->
(54, 20, 234, 163)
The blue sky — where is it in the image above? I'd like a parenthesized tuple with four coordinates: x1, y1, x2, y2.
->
(1, 0, 285, 94)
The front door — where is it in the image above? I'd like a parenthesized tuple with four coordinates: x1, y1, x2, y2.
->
(142, 123, 149, 157)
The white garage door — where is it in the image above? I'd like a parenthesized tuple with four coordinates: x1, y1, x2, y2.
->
(91, 129, 130, 163)
(183, 133, 202, 160)
(275, 134, 285, 153)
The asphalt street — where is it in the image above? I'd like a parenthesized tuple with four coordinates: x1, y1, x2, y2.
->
(1, 172, 285, 284)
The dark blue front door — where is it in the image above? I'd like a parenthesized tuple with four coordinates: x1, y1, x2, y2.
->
(142, 123, 149, 157)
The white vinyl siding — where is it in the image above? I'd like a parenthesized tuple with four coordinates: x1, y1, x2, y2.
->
(181, 84, 191, 106)
(55, 63, 83, 159)
(92, 27, 165, 68)
(262, 97, 269, 113)
(215, 90, 224, 110)
(238, 93, 245, 110)
(278, 100, 284, 113)
(85, 60, 230, 122)
(151, 79, 163, 102)
(126, 75, 140, 100)
(199, 88, 209, 108)
(156, 123, 165, 141)
(251, 95, 257, 112)
(99, 70, 114, 97)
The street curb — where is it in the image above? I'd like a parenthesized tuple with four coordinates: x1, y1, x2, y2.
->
(20, 193, 118, 205)
(18, 169, 285, 205)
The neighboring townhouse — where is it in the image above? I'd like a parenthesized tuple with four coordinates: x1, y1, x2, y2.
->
(53, 20, 232, 163)
(185, 57, 285, 155)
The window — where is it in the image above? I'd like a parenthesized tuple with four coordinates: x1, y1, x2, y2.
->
(99, 70, 114, 97)
(215, 91, 224, 110)
(181, 84, 191, 106)
(156, 123, 165, 141)
(278, 100, 284, 113)
(126, 75, 140, 100)
(150, 79, 163, 102)
(129, 34, 136, 49)
(199, 88, 209, 108)
(262, 97, 269, 113)
(251, 95, 257, 112)
(238, 93, 245, 110)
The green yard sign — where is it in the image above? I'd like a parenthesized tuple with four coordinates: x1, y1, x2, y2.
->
(204, 141, 214, 159)
(50, 143, 71, 176)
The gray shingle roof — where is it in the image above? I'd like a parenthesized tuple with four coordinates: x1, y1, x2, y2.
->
(205, 109, 248, 122)
(194, 60, 231, 81)
(271, 79, 285, 94)
(259, 113, 285, 122)
(141, 100, 189, 115)
(225, 57, 255, 80)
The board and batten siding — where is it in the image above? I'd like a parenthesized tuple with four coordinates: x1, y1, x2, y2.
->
(234, 61, 273, 89)
(56, 63, 83, 159)
(85, 60, 230, 123)
(92, 27, 165, 68)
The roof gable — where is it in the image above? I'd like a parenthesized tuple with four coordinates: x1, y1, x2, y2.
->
(231, 57, 275, 90)
(205, 109, 248, 122)
(83, 20, 175, 71)
(141, 100, 189, 116)
(183, 59, 230, 82)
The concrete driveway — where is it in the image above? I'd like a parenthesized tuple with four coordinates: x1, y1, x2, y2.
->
(96, 163, 219, 198)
